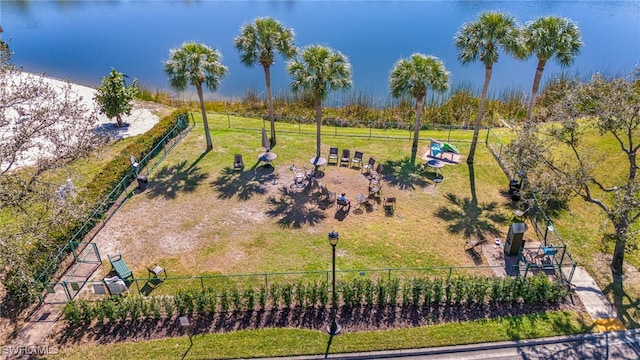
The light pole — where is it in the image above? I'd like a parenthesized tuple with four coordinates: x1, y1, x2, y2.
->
(327, 230, 341, 335)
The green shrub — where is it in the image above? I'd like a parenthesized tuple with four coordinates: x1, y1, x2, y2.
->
(258, 285, 267, 310)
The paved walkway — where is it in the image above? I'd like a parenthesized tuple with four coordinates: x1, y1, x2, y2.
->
(571, 266, 625, 331)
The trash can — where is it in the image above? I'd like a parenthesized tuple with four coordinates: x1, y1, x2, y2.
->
(136, 175, 148, 191)
(504, 222, 526, 256)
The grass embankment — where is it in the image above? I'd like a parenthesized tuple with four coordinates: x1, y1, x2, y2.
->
(54, 311, 591, 359)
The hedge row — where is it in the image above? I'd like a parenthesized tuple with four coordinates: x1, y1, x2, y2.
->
(63, 275, 568, 325)
(85, 108, 189, 201)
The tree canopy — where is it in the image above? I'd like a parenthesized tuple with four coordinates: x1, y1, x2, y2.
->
(389, 53, 449, 164)
(509, 73, 639, 279)
(94, 68, 139, 127)
(287, 45, 352, 158)
(164, 42, 227, 151)
(454, 11, 521, 164)
(234, 17, 296, 147)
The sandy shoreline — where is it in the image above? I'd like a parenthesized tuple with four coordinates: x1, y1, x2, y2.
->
(2, 72, 164, 169)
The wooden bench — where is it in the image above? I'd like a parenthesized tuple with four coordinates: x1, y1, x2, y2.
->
(108, 253, 133, 280)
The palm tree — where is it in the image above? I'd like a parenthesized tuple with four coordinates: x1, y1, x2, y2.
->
(522, 16, 582, 121)
(454, 11, 521, 164)
(164, 42, 228, 151)
(234, 17, 296, 148)
(287, 45, 352, 159)
(389, 54, 449, 164)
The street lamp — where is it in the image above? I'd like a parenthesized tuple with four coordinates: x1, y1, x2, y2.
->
(327, 230, 341, 335)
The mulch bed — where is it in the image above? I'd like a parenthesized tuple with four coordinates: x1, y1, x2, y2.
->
(51, 295, 586, 346)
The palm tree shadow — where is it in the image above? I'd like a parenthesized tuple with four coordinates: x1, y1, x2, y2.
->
(266, 186, 326, 228)
(435, 193, 506, 240)
(383, 158, 430, 190)
(146, 160, 208, 200)
(211, 167, 273, 201)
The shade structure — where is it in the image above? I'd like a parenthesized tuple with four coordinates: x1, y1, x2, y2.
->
(261, 128, 270, 151)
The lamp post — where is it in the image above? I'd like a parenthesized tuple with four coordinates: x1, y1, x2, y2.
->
(327, 230, 341, 335)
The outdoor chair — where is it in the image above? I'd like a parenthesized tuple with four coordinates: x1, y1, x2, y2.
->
(368, 183, 382, 199)
(336, 198, 350, 212)
(233, 154, 244, 171)
(319, 183, 336, 203)
(340, 149, 351, 167)
(369, 163, 383, 180)
(147, 264, 167, 279)
(383, 197, 396, 215)
(328, 147, 339, 165)
(363, 157, 376, 174)
(290, 164, 307, 189)
(108, 253, 133, 280)
(104, 275, 128, 296)
(351, 151, 364, 170)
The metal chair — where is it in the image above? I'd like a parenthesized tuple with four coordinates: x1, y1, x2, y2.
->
(147, 264, 167, 279)
(383, 197, 396, 215)
(363, 157, 376, 174)
(328, 147, 339, 165)
(340, 149, 351, 167)
(233, 154, 244, 171)
(351, 151, 364, 170)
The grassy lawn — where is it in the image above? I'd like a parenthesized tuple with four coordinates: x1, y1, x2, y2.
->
(53, 311, 592, 359)
(91, 113, 515, 289)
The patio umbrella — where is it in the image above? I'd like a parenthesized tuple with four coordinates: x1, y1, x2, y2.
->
(261, 127, 270, 151)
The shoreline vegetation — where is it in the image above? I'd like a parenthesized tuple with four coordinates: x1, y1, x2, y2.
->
(137, 74, 576, 129)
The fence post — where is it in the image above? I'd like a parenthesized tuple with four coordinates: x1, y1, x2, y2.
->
(388, 269, 391, 281)
(486, 127, 491, 145)
(134, 279, 141, 294)
(369, 122, 372, 138)
(298, 119, 301, 134)
(448, 127, 452, 142)
(264, 274, 268, 293)
(200, 277, 205, 291)
(62, 281, 72, 301)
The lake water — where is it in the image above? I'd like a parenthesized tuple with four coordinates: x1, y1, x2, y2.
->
(2, 1, 639, 103)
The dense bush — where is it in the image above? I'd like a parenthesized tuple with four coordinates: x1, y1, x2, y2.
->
(63, 275, 568, 326)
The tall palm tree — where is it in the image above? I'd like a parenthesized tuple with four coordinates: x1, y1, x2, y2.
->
(522, 16, 582, 121)
(389, 54, 449, 164)
(287, 45, 352, 159)
(454, 11, 521, 164)
(164, 42, 228, 151)
(234, 17, 296, 148)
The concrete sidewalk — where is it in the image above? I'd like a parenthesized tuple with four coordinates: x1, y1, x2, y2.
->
(571, 266, 625, 332)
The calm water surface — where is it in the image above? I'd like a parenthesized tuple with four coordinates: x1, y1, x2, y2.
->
(2, 1, 639, 103)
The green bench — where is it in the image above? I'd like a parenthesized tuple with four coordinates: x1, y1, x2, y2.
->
(108, 253, 133, 280)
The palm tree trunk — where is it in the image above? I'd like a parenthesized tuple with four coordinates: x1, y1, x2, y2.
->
(411, 97, 424, 164)
(263, 64, 276, 148)
(527, 58, 547, 122)
(315, 97, 322, 159)
(196, 84, 213, 151)
(467, 64, 493, 164)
